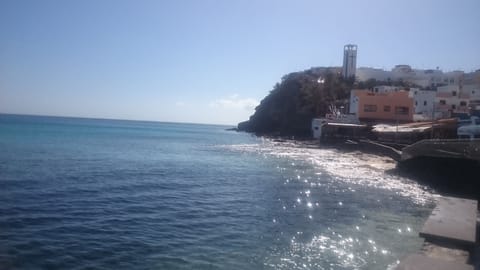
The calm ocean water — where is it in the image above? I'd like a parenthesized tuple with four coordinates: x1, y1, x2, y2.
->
(0, 114, 435, 270)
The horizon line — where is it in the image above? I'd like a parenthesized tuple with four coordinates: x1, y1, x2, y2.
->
(0, 112, 236, 127)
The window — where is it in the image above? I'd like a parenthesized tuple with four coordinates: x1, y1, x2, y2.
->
(415, 101, 418, 106)
(460, 101, 467, 106)
(424, 101, 427, 106)
(395, 106, 409, 115)
(440, 100, 446, 105)
(452, 91, 457, 96)
(451, 104, 456, 109)
(384, 105, 391, 112)
(363, 104, 377, 112)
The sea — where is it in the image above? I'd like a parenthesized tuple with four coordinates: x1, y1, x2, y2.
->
(0, 114, 436, 270)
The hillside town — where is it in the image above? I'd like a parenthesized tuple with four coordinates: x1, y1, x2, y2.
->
(349, 45, 480, 122)
(312, 44, 480, 145)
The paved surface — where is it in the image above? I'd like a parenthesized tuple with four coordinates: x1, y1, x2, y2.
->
(421, 241, 470, 263)
(396, 254, 474, 270)
(420, 197, 477, 246)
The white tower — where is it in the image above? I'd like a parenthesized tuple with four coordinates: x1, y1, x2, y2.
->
(342, 44, 357, 78)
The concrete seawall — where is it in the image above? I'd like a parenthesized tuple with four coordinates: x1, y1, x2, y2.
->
(401, 139, 480, 162)
(396, 196, 478, 270)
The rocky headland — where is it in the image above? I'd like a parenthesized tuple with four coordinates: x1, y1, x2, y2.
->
(237, 67, 354, 138)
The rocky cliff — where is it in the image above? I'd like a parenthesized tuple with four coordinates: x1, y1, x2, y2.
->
(238, 67, 354, 137)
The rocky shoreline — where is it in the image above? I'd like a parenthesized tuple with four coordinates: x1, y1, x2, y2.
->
(246, 134, 480, 200)
(327, 140, 479, 199)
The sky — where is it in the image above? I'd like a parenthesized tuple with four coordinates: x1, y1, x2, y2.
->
(1, 0, 479, 125)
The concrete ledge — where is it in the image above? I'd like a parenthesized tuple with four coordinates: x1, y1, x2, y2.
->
(419, 196, 477, 247)
(420, 241, 470, 264)
(396, 254, 474, 270)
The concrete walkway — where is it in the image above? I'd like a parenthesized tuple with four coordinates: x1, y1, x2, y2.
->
(420, 197, 477, 247)
(396, 196, 478, 270)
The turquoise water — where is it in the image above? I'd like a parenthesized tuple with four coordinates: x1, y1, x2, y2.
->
(0, 114, 434, 269)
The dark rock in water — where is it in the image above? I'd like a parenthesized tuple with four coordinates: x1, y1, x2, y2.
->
(237, 120, 251, 132)
(225, 127, 238, 131)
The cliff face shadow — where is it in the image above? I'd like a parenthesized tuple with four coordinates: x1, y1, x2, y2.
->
(396, 157, 480, 200)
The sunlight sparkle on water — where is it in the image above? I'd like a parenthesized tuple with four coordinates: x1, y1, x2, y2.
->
(220, 140, 434, 269)
(222, 140, 435, 205)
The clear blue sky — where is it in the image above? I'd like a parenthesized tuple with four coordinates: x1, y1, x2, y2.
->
(1, 0, 479, 125)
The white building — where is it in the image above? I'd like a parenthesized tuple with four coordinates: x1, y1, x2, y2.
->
(349, 90, 359, 114)
(464, 70, 480, 85)
(435, 85, 469, 118)
(460, 84, 480, 98)
(342, 44, 357, 78)
(391, 65, 415, 81)
(410, 69, 444, 88)
(461, 84, 480, 111)
(355, 65, 467, 89)
(356, 67, 389, 82)
(409, 89, 436, 120)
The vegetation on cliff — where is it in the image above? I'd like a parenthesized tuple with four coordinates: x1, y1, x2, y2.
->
(238, 67, 354, 137)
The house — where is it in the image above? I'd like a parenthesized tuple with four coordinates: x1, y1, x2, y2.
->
(409, 88, 436, 121)
(350, 89, 414, 122)
(435, 85, 470, 118)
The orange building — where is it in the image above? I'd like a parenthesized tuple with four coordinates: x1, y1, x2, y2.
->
(350, 89, 414, 122)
